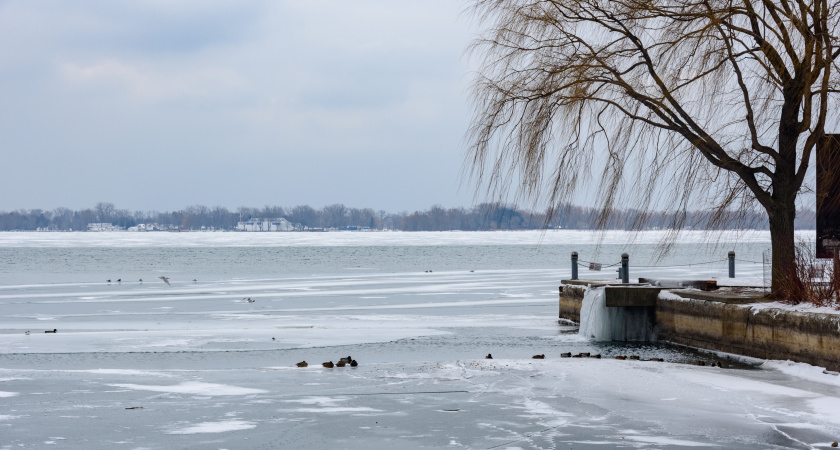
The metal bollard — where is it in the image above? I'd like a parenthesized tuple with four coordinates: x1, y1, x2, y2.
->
(728, 251, 735, 278)
(571, 252, 579, 280)
(621, 253, 629, 283)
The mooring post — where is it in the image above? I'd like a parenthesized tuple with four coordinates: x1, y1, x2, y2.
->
(621, 253, 629, 283)
(571, 251, 579, 280)
(728, 251, 735, 278)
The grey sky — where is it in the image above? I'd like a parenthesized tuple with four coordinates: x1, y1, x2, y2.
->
(0, 0, 475, 212)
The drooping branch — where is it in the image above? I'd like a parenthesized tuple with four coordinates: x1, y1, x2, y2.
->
(467, 0, 838, 229)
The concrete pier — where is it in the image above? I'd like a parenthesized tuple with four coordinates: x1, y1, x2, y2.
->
(560, 283, 840, 371)
(604, 286, 669, 307)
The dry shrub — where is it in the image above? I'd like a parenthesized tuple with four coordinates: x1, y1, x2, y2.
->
(777, 243, 840, 308)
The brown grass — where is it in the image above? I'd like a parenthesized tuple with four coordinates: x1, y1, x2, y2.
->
(776, 243, 840, 308)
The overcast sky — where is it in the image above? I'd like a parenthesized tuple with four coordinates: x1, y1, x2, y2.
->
(0, 0, 478, 212)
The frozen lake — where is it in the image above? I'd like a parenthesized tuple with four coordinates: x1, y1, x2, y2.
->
(2, 230, 839, 449)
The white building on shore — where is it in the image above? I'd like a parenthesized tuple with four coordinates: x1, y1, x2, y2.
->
(87, 223, 124, 232)
(236, 218, 294, 232)
(127, 223, 165, 232)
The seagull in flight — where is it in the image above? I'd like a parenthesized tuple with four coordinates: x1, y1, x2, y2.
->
(158, 276, 171, 286)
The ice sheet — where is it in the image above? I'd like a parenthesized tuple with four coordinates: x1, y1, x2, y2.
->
(1, 232, 837, 449)
(0, 229, 793, 248)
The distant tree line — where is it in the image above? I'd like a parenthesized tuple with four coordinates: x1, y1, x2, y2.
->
(0, 201, 816, 231)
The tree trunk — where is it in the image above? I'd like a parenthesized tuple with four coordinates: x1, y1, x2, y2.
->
(768, 201, 800, 298)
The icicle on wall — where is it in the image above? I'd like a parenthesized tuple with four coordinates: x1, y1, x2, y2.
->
(579, 286, 610, 341)
(578, 286, 656, 342)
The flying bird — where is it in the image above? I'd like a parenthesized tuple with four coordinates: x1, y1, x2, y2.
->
(158, 276, 171, 286)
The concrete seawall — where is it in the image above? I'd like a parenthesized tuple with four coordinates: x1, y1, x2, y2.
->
(560, 286, 840, 371)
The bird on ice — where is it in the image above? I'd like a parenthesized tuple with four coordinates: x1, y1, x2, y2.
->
(158, 276, 171, 286)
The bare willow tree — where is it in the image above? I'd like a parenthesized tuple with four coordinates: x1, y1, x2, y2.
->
(467, 0, 840, 296)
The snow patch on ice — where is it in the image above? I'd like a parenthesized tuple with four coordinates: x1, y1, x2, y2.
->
(290, 407, 382, 413)
(79, 369, 173, 377)
(167, 419, 256, 434)
(0, 391, 18, 398)
(282, 396, 381, 413)
(807, 397, 840, 424)
(517, 398, 572, 427)
(283, 397, 345, 407)
(674, 371, 815, 398)
(624, 435, 715, 446)
(764, 360, 840, 387)
(108, 381, 266, 396)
